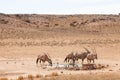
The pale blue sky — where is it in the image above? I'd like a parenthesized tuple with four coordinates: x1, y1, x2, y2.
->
(0, 0, 120, 14)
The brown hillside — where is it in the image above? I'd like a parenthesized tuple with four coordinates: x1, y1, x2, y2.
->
(0, 13, 120, 39)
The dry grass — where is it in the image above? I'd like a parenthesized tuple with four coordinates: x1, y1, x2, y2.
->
(45, 72, 59, 77)
(50, 72, 59, 76)
(35, 74, 43, 78)
(17, 76, 24, 80)
(1, 72, 120, 80)
(0, 14, 120, 40)
(27, 75, 34, 80)
(0, 37, 120, 47)
(0, 14, 120, 47)
(0, 78, 8, 80)
(39, 72, 120, 80)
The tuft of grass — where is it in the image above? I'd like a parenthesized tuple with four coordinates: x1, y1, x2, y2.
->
(109, 69, 113, 71)
(35, 74, 43, 78)
(51, 72, 59, 76)
(17, 76, 24, 80)
(27, 75, 34, 80)
(45, 72, 59, 77)
(0, 78, 8, 80)
(39, 72, 120, 80)
(60, 71, 63, 74)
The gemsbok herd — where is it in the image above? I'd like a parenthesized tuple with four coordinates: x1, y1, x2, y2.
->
(36, 47, 98, 67)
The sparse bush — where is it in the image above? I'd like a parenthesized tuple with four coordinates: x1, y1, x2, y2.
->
(0, 19, 8, 24)
(27, 75, 34, 80)
(35, 74, 43, 78)
(54, 24, 59, 26)
(70, 21, 79, 27)
(60, 71, 63, 74)
(50, 72, 59, 76)
(45, 72, 59, 77)
(44, 22, 49, 27)
(91, 18, 97, 22)
(17, 76, 24, 80)
(106, 64, 109, 67)
(25, 20, 31, 23)
(109, 69, 113, 71)
(15, 14, 20, 17)
(6, 62, 8, 64)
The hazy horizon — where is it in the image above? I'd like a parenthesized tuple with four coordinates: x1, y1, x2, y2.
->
(0, 0, 120, 14)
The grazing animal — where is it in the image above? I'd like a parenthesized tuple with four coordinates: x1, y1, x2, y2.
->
(75, 48, 90, 64)
(64, 52, 76, 66)
(36, 53, 52, 66)
(87, 53, 97, 63)
(87, 48, 98, 63)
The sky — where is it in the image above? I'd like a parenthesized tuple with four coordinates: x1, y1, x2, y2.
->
(0, 0, 120, 14)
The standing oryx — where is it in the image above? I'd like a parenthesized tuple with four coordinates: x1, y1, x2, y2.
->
(64, 52, 76, 66)
(87, 48, 98, 63)
(36, 53, 52, 66)
(75, 47, 90, 64)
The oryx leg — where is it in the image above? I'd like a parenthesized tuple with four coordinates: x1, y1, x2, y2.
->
(93, 60, 95, 63)
(90, 60, 91, 63)
(87, 59, 90, 64)
(82, 59, 84, 64)
(68, 59, 70, 62)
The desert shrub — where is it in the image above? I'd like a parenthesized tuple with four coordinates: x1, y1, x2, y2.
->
(70, 21, 79, 27)
(25, 20, 31, 23)
(51, 72, 59, 76)
(0, 19, 8, 24)
(54, 24, 59, 26)
(35, 74, 43, 78)
(27, 75, 34, 80)
(45, 72, 59, 77)
(109, 69, 113, 71)
(44, 22, 49, 27)
(91, 18, 97, 22)
(15, 14, 22, 19)
(17, 76, 24, 80)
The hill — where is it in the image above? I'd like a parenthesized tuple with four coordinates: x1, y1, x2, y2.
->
(0, 13, 120, 39)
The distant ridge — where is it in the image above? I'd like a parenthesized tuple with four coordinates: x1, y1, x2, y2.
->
(0, 14, 120, 39)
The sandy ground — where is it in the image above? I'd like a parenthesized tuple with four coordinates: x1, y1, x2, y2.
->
(0, 42, 120, 79)
(1, 14, 120, 80)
